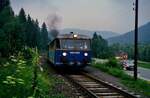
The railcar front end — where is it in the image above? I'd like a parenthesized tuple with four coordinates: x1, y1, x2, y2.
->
(48, 34, 92, 69)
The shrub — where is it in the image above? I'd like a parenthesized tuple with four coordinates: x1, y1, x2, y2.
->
(0, 48, 68, 98)
(106, 58, 121, 69)
(0, 55, 33, 98)
(22, 48, 34, 59)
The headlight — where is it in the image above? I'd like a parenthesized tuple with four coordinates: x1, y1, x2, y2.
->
(84, 53, 88, 56)
(73, 34, 78, 38)
(62, 52, 67, 56)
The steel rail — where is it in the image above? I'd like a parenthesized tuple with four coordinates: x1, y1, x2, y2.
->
(65, 75, 99, 98)
(82, 72, 139, 98)
(65, 72, 140, 98)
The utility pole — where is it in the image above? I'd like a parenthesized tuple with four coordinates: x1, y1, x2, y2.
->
(134, 0, 139, 80)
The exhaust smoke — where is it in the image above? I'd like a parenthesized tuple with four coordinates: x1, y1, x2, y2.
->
(47, 13, 62, 39)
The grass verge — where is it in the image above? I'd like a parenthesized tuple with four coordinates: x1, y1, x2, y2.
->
(138, 61, 150, 69)
(93, 62, 150, 97)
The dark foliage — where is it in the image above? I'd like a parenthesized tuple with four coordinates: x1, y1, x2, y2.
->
(110, 43, 150, 62)
(0, 2, 49, 57)
(91, 32, 111, 58)
(106, 58, 121, 68)
(40, 22, 48, 51)
(0, 0, 10, 12)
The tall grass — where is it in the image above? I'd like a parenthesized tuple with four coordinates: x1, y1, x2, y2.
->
(0, 48, 67, 98)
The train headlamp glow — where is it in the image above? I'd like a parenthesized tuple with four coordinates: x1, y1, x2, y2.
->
(84, 53, 88, 56)
(73, 34, 78, 38)
(62, 52, 67, 56)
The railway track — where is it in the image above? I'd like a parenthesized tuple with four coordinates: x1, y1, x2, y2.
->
(65, 72, 140, 98)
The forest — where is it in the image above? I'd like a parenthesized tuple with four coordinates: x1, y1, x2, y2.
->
(0, 1, 55, 97)
(91, 32, 150, 62)
(0, 0, 150, 62)
(0, 0, 49, 57)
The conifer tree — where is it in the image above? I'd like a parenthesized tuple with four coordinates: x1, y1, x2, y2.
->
(41, 22, 48, 50)
(18, 8, 27, 46)
(18, 8, 26, 23)
(34, 19, 41, 48)
(92, 32, 109, 58)
(26, 15, 33, 47)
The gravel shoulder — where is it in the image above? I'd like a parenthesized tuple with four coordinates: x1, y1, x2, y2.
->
(40, 56, 83, 98)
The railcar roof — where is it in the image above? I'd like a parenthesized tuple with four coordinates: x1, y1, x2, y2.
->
(57, 34, 90, 39)
(48, 34, 91, 45)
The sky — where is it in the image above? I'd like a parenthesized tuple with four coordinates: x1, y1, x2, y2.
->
(10, 0, 150, 34)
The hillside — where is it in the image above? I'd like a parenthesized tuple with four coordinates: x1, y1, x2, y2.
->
(60, 28, 119, 39)
(107, 22, 150, 45)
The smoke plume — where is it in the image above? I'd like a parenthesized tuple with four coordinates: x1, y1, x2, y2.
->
(47, 13, 62, 38)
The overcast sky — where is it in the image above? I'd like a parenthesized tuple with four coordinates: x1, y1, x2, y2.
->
(10, 0, 150, 34)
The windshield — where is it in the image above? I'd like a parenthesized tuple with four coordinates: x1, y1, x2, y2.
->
(60, 39, 90, 50)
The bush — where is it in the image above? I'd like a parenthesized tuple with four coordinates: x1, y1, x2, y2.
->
(0, 55, 33, 98)
(106, 58, 121, 68)
(0, 49, 67, 98)
(22, 48, 34, 59)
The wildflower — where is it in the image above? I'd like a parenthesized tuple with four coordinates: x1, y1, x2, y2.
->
(11, 59, 17, 62)
(3, 81, 8, 84)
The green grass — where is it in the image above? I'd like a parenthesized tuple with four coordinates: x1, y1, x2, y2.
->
(93, 63, 150, 97)
(138, 61, 150, 69)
